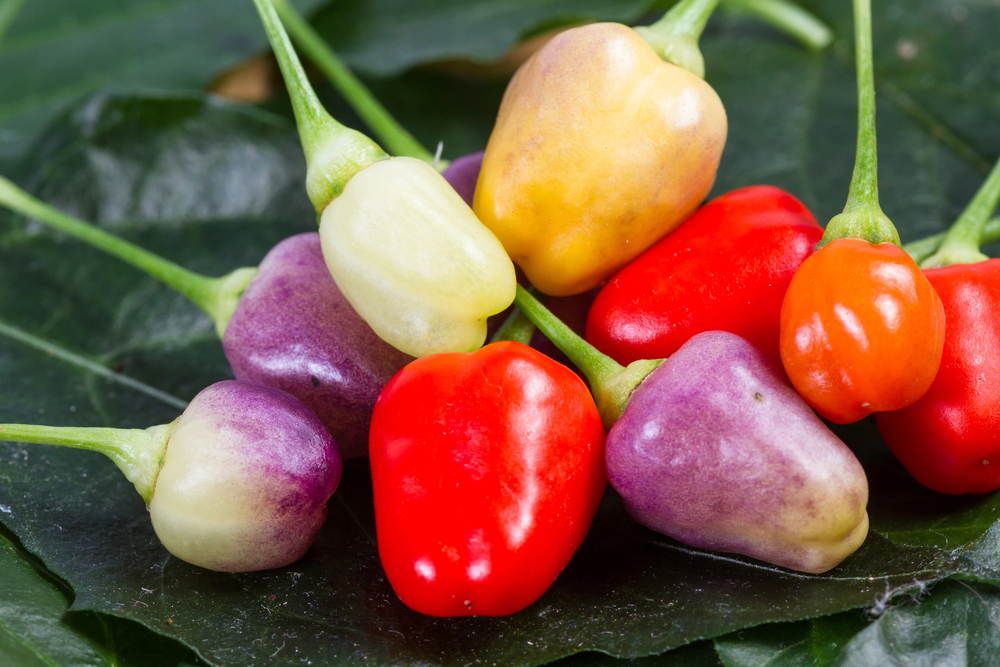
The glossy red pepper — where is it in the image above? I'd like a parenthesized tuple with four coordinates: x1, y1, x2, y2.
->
(586, 185, 821, 369)
(369, 341, 606, 617)
(874, 155, 1000, 494)
(876, 261, 1000, 494)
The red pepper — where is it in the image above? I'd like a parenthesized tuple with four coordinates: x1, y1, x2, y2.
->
(369, 341, 606, 616)
(876, 261, 1000, 494)
(586, 185, 821, 370)
(874, 154, 1000, 494)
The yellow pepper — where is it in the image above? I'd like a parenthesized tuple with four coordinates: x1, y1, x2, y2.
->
(474, 0, 727, 296)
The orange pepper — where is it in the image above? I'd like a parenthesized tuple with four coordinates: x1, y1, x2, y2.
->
(779, 239, 944, 423)
(778, 0, 945, 423)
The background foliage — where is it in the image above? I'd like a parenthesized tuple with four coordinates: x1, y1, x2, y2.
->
(1, 0, 999, 664)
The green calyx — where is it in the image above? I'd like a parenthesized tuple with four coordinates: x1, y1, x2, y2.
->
(818, 0, 900, 251)
(818, 205, 900, 250)
(0, 176, 254, 338)
(919, 156, 1000, 269)
(252, 0, 388, 216)
(0, 419, 179, 504)
(512, 285, 662, 430)
(637, 0, 720, 78)
(904, 216, 1000, 265)
(592, 358, 664, 431)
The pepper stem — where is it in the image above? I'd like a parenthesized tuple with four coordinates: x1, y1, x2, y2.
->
(818, 0, 900, 249)
(513, 285, 662, 429)
(904, 216, 1000, 264)
(490, 307, 536, 346)
(269, 0, 441, 168)
(722, 0, 833, 51)
(252, 0, 388, 215)
(635, 0, 720, 78)
(0, 420, 178, 504)
(0, 176, 255, 338)
(920, 157, 1000, 269)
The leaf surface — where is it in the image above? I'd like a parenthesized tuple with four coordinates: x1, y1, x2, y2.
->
(0, 0, 325, 168)
(0, 0, 999, 665)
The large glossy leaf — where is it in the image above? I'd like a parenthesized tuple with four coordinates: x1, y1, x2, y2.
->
(713, 580, 1000, 666)
(0, 0, 999, 665)
(0, 0, 325, 169)
(0, 526, 202, 667)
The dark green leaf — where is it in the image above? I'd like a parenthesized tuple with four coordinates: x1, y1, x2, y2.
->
(715, 580, 1000, 667)
(0, 0, 999, 665)
(834, 580, 1000, 666)
(714, 613, 869, 666)
(0, 525, 201, 667)
(310, 0, 650, 76)
(0, 529, 108, 667)
(0, 0, 326, 169)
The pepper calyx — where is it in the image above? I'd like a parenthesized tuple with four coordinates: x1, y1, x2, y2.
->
(634, 28, 705, 78)
(593, 358, 665, 431)
(817, 205, 901, 251)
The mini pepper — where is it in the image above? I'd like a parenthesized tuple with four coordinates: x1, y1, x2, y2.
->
(778, 0, 945, 424)
(473, 0, 727, 296)
(253, 0, 516, 358)
(877, 155, 1000, 495)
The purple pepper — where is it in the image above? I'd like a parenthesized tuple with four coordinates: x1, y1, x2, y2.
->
(512, 286, 869, 574)
(440, 151, 485, 207)
(0, 380, 342, 572)
(0, 179, 417, 459)
(224, 233, 412, 459)
(606, 331, 869, 574)
(0, 156, 481, 461)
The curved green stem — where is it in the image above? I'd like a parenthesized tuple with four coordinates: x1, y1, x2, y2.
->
(904, 217, 1000, 265)
(252, 0, 387, 215)
(490, 307, 536, 346)
(635, 0, 720, 78)
(920, 157, 1000, 268)
(722, 0, 833, 50)
(818, 0, 899, 249)
(0, 420, 178, 504)
(0, 176, 255, 338)
(270, 0, 437, 166)
(513, 285, 662, 429)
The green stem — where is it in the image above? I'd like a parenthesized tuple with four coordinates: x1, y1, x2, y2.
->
(0, 421, 178, 504)
(920, 157, 1000, 268)
(252, 0, 387, 215)
(0, 176, 255, 338)
(722, 0, 833, 50)
(513, 285, 662, 429)
(490, 307, 536, 346)
(818, 0, 899, 249)
(635, 0, 721, 78)
(271, 0, 435, 165)
(904, 217, 1000, 264)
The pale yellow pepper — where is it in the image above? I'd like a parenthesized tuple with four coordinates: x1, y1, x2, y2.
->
(255, 0, 515, 357)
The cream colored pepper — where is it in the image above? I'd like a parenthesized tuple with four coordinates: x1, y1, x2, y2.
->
(255, 0, 515, 357)
(319, 157, 515, 356)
